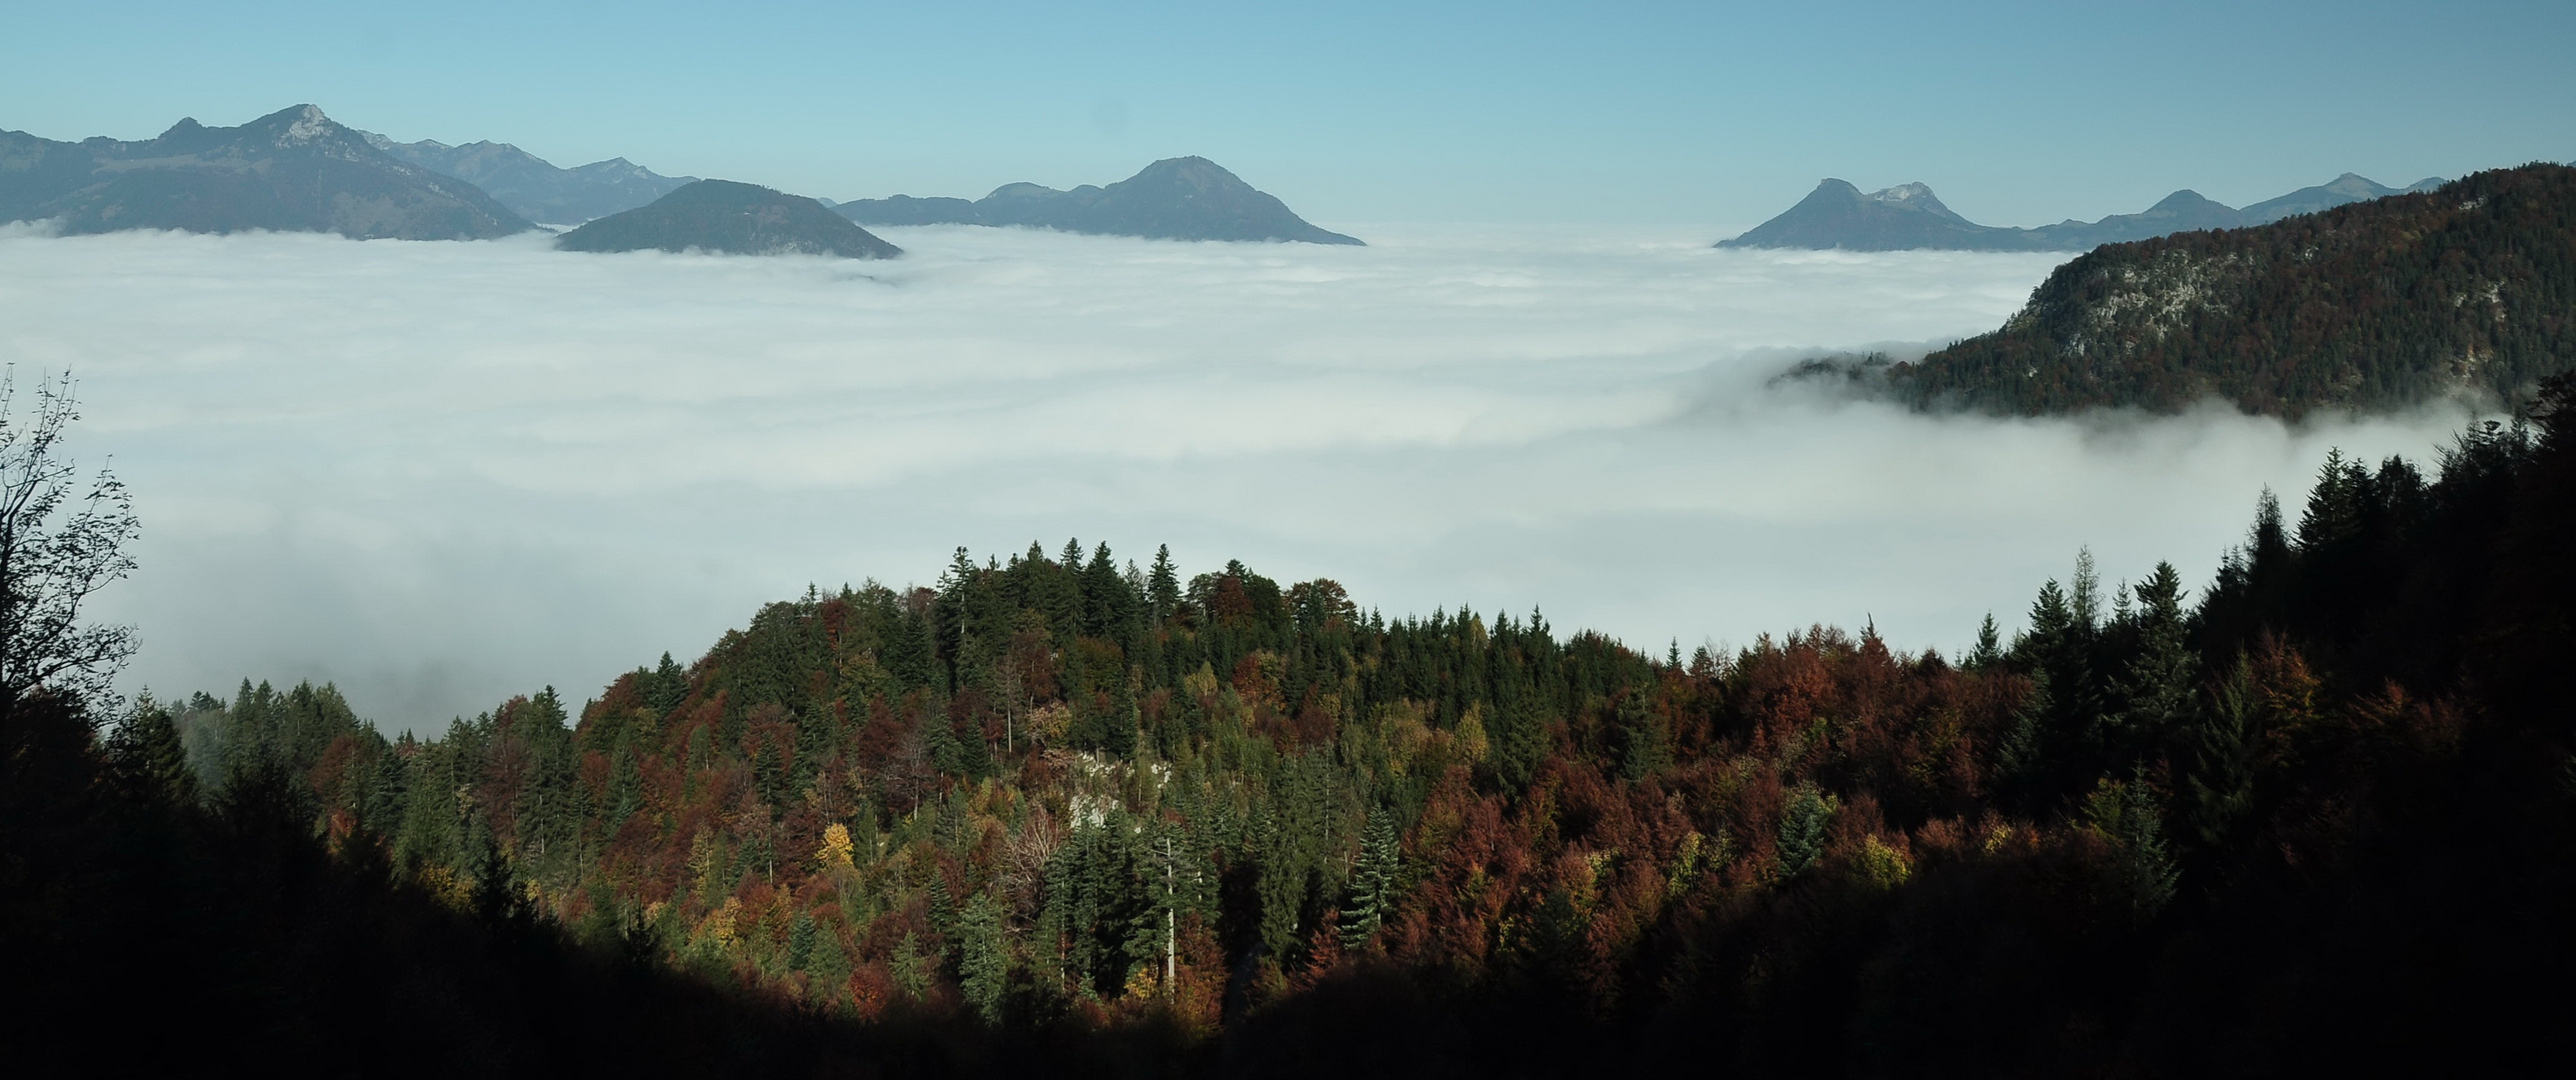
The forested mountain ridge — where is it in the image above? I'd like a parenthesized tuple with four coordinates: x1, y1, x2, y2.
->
(1881, 163, 2576, 417)
(1720, 172, 2445, 252)
(835, 157, 1363, 245)
(14, 378, 2572, 1074)
(557, 180, 901, 258)
(0, 105, 532, 239)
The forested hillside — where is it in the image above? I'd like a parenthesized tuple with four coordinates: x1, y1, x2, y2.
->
(1886, 163, 2576, 418)
(11, 384, 2576, 1074)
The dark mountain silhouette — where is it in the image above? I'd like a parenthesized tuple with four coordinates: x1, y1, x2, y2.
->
(1872, 164, 2576, 416)
(0, 105, 531, 239)
(359, 132, 696, 224)
(836, 156, 1362, 244)
(556, 179, 900, 258)
(1721, 171, 2451, 252)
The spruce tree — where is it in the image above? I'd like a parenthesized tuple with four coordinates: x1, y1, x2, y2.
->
(958, 892, 1011, 1023)
(104, 695, 195, 807)
(1777, 785, 1836, 876)
(2113, 562, 2197, 760)
(1148, 545, 1182, 624)
(1339, 806, 1401, 951)
(1967, 613, 2003, 670)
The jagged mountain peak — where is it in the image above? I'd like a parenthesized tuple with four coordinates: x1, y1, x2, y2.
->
(0, 104, 530, 239)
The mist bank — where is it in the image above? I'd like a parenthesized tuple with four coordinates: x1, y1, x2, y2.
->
(0, 224, 2477, 729)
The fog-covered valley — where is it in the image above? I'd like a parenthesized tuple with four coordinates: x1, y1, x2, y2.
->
(0, 223, 2478, 728)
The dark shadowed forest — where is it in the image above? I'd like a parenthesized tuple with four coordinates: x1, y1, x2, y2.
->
(8, 378, 2576, 1077)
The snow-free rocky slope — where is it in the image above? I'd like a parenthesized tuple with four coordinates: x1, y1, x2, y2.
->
(359, 132, 696, 224)
(0, 105, 530, 239)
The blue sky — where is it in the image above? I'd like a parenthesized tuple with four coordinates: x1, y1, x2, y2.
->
(7, 0, 2572, 225)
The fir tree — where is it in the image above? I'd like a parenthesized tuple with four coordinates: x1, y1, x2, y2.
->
(1339, 806, 1401, 952)
(2113, 562, 2197, 760)
(1967, 613, 2003, 670)
(1777, 785, 1836, 876)
(1147, 544, 1181, 624)
(957, 892, 1011, 1023)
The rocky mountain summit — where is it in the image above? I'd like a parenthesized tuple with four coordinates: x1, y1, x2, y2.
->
(360, 132, 695, 224)
(0, 105, 531, 239)
(836, 157, 1361, 244)
(556, 179, 900, 258)
(1721, 172, 2446, 252)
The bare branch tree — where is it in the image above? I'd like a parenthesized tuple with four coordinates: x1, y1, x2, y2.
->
(0, 370, 139, 721)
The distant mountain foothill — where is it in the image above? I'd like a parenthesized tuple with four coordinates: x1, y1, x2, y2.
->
(556, 180, 902, 259)
(834, 156, 1364, 245)
(359, 132, 698, 225)
(1722, 172, 2447, 252)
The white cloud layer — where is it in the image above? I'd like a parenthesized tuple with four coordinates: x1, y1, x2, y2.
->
(0, 224, 2481, 729)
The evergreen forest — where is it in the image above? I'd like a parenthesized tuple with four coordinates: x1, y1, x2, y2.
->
(1889, 163, 2576, 418)
(9, 381, 2576, 1077)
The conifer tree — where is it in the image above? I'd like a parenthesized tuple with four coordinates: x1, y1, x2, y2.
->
(1338, 806, 1401, 952)
(1967, 613, 2003, 670)
(1148, 545, 1181, 624)
(2113, 562, 2196, 760)
(1776, 785, 1836, 876)
(104, 694, 195, 807)
(958, 892, 1010, 1023)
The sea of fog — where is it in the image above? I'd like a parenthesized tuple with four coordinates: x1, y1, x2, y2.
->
(0, 223, 2481, 730)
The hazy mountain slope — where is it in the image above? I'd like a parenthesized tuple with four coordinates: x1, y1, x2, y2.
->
(556, 179, 901, 258)
(1715, 179, 2036, 250)
(2029, 189, 2250, 248)
(362, 132, 696, 223)
(0, 105, 531, 239)
(1722, 172, 2450, 252)
(836, 157, 1362, 244)
(2241, 172, 2446, 224)
(1881, 164, 2576, 417)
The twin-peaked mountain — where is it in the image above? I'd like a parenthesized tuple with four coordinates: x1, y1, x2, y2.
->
(557, 180, 902, 259)
(834, 156, 1363, 245)
(0, 105, 532, 239)
(1722, 172, 2446, 252)
(360, 131, 697, 225)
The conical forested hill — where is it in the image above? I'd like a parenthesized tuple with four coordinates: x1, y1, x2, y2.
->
(834, 157, 1362, 245)
(558, 179, 901, 258)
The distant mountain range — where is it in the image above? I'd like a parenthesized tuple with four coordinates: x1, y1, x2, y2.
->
(1720, 172, 2446, 252)
(1847, 164, 2576, 417)
(359, 132, 696, 225)
(835, 157, 1362, 245)
(557, 180, 901, 259)
(0, 105, 531, 239)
